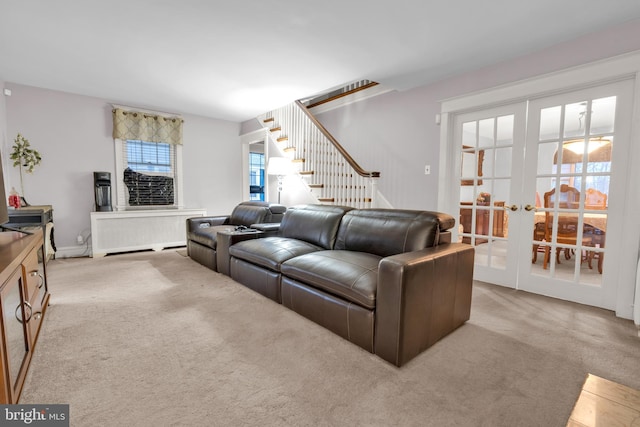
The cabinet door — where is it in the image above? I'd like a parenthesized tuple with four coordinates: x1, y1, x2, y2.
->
(22, 246, 47, 343)
(1, 268, 31, 403)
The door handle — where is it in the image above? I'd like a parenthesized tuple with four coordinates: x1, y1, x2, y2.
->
(504, 204, 519, 211)
(524, 204, 537, 212)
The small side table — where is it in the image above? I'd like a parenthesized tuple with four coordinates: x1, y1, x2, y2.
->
(216, 229, 264, 276)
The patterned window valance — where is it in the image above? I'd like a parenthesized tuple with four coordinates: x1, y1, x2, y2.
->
(112, 107, 183, 145)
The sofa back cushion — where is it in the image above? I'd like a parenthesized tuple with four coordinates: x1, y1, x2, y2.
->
(279, 204, 353, 249)
(335, 209, 454, 257)
(265, 203, 287, 223)
(229, 201, 287, 226)
(229, 203, 270, 226)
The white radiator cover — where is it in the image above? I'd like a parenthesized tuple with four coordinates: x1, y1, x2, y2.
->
(90, 209, 206, 257)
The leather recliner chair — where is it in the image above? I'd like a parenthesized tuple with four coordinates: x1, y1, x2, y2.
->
(186, 201, 286, 271)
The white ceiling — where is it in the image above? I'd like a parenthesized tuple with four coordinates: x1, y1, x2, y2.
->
(2, 1, 640, 122)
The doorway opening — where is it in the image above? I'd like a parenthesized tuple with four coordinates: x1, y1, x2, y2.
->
(249, 145, 265, 201)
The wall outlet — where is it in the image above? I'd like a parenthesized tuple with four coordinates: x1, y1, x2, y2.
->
(424, 164, 431, 175)
(77, 235, 84, 244)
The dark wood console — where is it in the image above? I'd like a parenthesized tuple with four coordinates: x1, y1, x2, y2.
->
(0, 232, 50, 403)
(460, 201, 505, 243)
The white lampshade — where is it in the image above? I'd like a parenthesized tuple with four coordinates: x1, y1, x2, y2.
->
(267, 157, 292, 176)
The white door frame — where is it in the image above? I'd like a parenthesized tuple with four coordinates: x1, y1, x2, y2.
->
(438, 50, 640, 320)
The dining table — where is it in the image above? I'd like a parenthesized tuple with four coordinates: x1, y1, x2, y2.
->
(532, 211, 606, 273)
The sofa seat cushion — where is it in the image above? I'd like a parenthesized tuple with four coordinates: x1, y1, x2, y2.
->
(281, 250, 380, 309)
(229, 237, 323, 272)
(189, 224, 235, 249)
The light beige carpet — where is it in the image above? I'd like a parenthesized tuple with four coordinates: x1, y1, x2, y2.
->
(175, 248, 188, 257)
(21, 250, 640, 426)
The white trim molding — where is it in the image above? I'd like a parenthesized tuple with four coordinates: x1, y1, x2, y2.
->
(440, 50, 640, 114)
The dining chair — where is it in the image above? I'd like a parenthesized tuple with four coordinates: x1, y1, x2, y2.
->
(583, 188, 607, 273)
(585, 188, 607, 210)
(542, 184, 591, 269)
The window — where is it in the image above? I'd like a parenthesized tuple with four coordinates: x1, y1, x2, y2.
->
(114, 138, 183, 210)
(112, 107, 184, 210)
(249, 152, 265, 201)
(126, 140, 172, 173)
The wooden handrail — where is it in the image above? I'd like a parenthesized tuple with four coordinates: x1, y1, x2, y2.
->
(294, 100, 380, 178)
(306, 82, 379, 108)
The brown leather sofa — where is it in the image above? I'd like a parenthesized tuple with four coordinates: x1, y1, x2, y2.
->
(186, 201, 286, 271)
(228, 204, 475, 367)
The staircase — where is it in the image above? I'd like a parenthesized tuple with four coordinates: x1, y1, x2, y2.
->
(260, 100, 380, 209)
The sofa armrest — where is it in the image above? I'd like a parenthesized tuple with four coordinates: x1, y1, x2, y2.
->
(375, 243, 475, 367)
(186, 215, 230, 233)
(438, 230, 452, 244)
(251, 223, 281, 233)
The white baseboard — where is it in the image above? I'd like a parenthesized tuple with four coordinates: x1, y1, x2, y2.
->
(55, 246, 92, 258)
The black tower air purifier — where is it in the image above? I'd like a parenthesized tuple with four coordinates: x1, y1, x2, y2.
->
(94, 171, 113, 212)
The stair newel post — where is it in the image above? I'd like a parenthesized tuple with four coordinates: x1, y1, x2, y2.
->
(368, 175, 376, 208)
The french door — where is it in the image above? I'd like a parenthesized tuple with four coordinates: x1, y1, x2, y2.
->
(454, 103, 526, 287)
(454, 79, 633, 309)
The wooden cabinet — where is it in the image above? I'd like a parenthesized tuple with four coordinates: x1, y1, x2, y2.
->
(0, 232, 49, 404)
(460, 201, 505, 243)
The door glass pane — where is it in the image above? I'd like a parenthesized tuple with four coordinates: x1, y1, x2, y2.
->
(494, 147, 512, 178)
(590, 96, 616, 134)
(496, 115, 514, 146)
(482, 148, 495, 178)
(490, 178, 510, 240)
(537, 141, 558, 175)
(478, 118, 495, 148)
(462, 121, 476, 147)
(461, 149, 478, 183)
(540, 106, 561, 140)
(564, 101, 588, 138)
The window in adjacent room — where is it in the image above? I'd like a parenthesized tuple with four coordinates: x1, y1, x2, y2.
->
(249, 152, 265, 201)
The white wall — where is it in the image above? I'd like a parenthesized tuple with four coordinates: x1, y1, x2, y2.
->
(0, 79, 7, 194)
(313, 19, 640, 210)
(3, 83, 243, 256)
